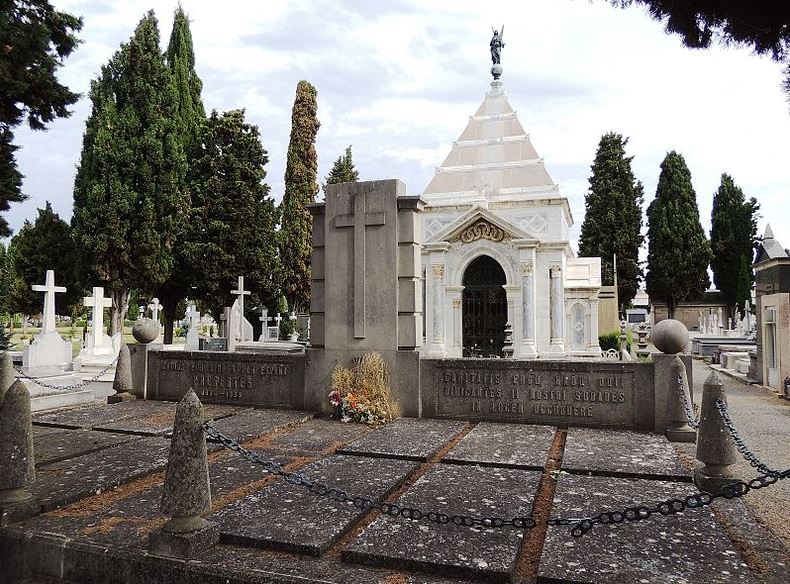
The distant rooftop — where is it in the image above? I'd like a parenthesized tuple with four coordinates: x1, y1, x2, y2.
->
(755, 223, 789, 263)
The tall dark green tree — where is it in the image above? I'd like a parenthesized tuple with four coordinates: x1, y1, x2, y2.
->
(157, 5, 206, 344)
(645, 151, 711, 318)
(185, 109, 279, 320)
(710, 173, 759, 315)
(72, 11, 187, 334)
(324, 145, 359, 189)
(0, 242, 15, 318)
(578, 132, 644, 311)
(279, 80, 319, 312)
(9, 202, 80, 315)
(0, 0, 82, 236)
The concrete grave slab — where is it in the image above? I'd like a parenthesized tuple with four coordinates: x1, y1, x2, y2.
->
(215, 454, 419, 556)
(344, 463, 541, 582)
(539, 474, 754, 583)
(34, 428, 141, 466)
(93, 403, 247, 436)
(442, 422, 556, 469)
(207, 409, 312, 444)
(33, 400, 169, 430)
(267, 418, 371, 455)
(562, 428, 691, 480)
(337, 418, 467, 461)
(31, 437, 171, 511)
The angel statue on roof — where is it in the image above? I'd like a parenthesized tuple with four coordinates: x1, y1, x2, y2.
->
(490, 26, 505, 65)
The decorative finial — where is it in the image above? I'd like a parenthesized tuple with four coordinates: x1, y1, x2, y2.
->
(490, 25, 505, 80)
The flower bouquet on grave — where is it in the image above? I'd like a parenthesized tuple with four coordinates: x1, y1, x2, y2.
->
(329, 352, 398, 424)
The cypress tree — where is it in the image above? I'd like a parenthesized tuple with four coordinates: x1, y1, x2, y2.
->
(324, 145, 359, 188)
(157, 5, 206, 343)
(710, 173, 759, 315)
(72, 11, 187, 334)
(0, 242, 14, 318)
(578, 132, 644, 311)
(645, 151, 711, 318)
(279, 80, 320, 312)
(186, 109, 278, 320)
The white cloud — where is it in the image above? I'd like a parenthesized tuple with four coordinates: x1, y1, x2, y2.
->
(5, 0, 790, 257)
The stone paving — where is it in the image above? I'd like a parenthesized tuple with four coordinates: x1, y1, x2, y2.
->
(0, 398, 787, 583)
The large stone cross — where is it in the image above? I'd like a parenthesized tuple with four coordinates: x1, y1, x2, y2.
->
(148, 297, 163, 322)
(83, 287, 113, 350)
(231, 276, 251, 319)
(334, 192, 386, 338)
(32, 270, 66, 334)
(186, 304, 200, 327)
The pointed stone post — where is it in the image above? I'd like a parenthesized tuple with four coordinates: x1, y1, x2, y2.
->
(149, 389, 218, 558)
(695, 371, 738, 491)
(0, 381, 39, 526)
(652, 318, 696, 443)
(108, 344, 135, 404)
(0, 351, 14, 403)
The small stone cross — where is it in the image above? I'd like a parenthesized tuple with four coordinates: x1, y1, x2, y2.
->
(334, 192, 385, 338)
(186, 304, 200, 327)
(148, 297, 163, 322)
(83, 287, 113, 350)
(259, 306, 269, 324)
(32, 270, 66, 334)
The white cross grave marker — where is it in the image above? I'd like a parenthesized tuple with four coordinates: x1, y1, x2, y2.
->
(148, 297, 163, 322)
(83, 287, 113, 351)
(231, 276, 252, 340)
(138, 306, 145, 319)
(186, 304, 200, 328)
(32, 270, 66, 334)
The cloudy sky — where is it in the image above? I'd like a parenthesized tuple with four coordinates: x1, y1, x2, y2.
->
(6, 0, 790, 256)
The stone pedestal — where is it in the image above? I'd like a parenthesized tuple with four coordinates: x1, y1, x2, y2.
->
(0, 381, 39, 526)
(694, 372, 739, 491)
(653, 353, 695, 442)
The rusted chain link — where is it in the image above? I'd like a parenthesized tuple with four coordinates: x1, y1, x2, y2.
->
(675, 374, 699, 428)
(13, 355, 119, 391)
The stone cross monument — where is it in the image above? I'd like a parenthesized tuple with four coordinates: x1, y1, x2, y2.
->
(33, 270, 65, 334)
(84, 287, 113, 354)
(22, 270, 72, 375)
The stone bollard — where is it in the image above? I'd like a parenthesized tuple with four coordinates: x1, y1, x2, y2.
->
(108, 344, 135, 403)
(694, 371, 738, 491)
(0, 380, 39, 526)
(663, 355, 697, 442)
(148, 389, 218, 558)
(0, 351, 14, 403)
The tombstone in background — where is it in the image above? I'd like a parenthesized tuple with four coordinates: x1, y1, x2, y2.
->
(231, 276, 254, 342)
(306, 179, 424, 415)
(185, 304, 200, 351)
(21, 270, 72, 376)
(76, 286, 119, 366)
(148, 297, 164, 344)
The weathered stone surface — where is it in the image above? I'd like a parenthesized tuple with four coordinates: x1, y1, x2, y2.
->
(0, 351, 14, 402)
(95, 403, 246, 436)
(338, 418, 466, 461)
(442, 422, 555, 469)
(421, 359, 656, 429)
(146, 350, 305, 409)
(695, 371, 738, 491)
(562, 427, 691, 480)
(652, 318, 690, 355)
(539, 473, 754, 583)
(33, 400, 167, 430)
(148, 520, 219, 559)
(215, 455, 418, 555)
(31, 437, 170, 511)
(161, 390, 211, 520)
(0, 380, 35, 491)
(131, 318, 159, 343)
(344, 464, 541, 581)
(267, 418, 371, 454)
(208, 409, 312, 444)
(108, 344, 133, 402)
(34, 429, 140, 466)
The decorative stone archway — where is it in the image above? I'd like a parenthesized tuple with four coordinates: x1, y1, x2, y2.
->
(461, 255, 507, 357)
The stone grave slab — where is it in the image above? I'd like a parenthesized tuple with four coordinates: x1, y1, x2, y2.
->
(442, 422, 555, 469)
(215, 454, 419, 556)
(33, 400, 169, 430)
(267, 418, 371, 455)
(208, 409, 312, 444)
(344, 463, 541, 581)
(337, 418, 467, 461)
(562, 427, 691, 480)
(31, 437, 171, 511)
(539, 474, 754, 583)
(93, 403, 247, 436)
(34, 428, 141, 466)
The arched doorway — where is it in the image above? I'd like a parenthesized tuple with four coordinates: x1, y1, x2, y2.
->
(462, 255, 507, 357)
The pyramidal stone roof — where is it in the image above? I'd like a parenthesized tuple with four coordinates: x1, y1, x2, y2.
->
(422, 79, 562, 207)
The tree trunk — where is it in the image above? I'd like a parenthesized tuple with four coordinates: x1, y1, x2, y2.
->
(667, 298, 676, 320)
(162, 303, 176, 344)
(110, 289, 130, 336)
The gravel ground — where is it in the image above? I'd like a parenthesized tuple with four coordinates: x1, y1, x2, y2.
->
(679, 361, 790, 553)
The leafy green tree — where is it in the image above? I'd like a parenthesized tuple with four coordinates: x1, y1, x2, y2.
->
(578, 132, 644, 310)
(710, 173, 759, 315)
(645, 151, 711, 318)
(610, 2, 790, 103)
(735, 254, 751, 313)
(279, 80, 320, 312)
(9, 202, 80, 315)
(71, 11, 187, 334)
(157, 5, 206, 344)
(0, 0, 82, 236)
(185, 109, 279, 320)
(0, 242, 16, 319)
(324, 145, 359, 189)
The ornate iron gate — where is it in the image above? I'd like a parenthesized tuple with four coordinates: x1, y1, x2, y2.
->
(462, 255, 507, 357)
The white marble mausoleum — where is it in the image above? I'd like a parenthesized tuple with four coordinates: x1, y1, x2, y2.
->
(420, 78, 602, 359)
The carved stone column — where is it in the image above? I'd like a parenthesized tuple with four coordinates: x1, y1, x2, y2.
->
(549, 263, 566, 356)
(430, 264, 446, 354)
(519, 261, 537, 358)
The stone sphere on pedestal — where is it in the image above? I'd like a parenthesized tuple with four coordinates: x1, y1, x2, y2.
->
(132, 318, 160, 344)
(652, 319, 689, 354)
(490, 63, 503, 80)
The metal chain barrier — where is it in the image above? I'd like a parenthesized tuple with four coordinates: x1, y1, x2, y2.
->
(203, 422, 537, 530)
(675, 374, 699, 429)
(13, 355, 119, 392)
(715, 397, 781, 477)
